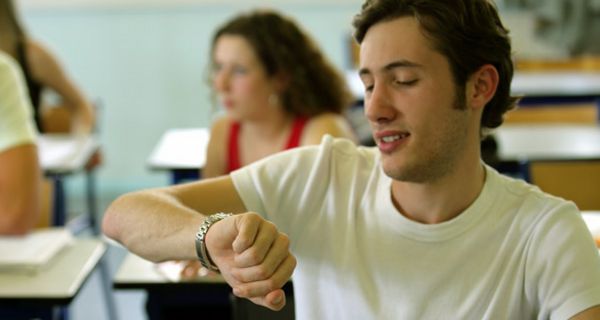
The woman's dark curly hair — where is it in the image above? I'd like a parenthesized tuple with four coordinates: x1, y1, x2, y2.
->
(353, 0, 519, 134)
(209, 9, 353, 117)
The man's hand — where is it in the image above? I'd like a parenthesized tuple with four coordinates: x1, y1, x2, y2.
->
(205, 212, 296, 311)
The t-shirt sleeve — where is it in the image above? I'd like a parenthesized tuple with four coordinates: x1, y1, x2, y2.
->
(528, 203, 600, 319)
(0, 55, 37, 153)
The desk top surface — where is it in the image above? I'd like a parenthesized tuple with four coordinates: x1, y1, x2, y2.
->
(113, 252, 226, 289)
(39, 134, 100, 175)
(0, 239, 105, 304)
(147, 128, 210, 171)
(347, 70, 600, 99)
(510, 72, 600, 97)
(495, 124, 600, 161)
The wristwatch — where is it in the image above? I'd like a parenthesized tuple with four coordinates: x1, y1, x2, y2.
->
(195, 212, 233, 272)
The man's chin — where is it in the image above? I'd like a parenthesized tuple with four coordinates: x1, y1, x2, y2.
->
(381, 160, 432, 183)
(381, 160, 409, 181)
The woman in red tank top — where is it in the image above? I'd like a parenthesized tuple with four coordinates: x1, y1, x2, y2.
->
(202, 10, 358, 178)
(175, 9, 359, 283)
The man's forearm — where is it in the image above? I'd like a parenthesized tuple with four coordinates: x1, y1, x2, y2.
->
(102, 189, 205, 262)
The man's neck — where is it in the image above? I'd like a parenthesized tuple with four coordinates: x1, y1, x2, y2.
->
(390, 158, 486, 224)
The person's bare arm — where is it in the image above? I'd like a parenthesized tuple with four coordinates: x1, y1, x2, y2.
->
(201, 116, 229, 179)
(102, 175, 295, 310)
(571, 305, 600, 319)
(301, 112, 358, 145)
(103, 175, 245, 261)
(27, 40, 95, 134)
(0, 144, 41, 235)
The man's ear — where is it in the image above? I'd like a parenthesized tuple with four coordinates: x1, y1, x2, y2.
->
(467, 64, 499, 110)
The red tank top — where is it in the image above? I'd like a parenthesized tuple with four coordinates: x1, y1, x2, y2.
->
(226, 117, 309, 173)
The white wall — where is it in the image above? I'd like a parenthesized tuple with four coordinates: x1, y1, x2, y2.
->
(19, 1, 565, 199)
(20, 2, 362, 196)
(21, 0, 361, 9)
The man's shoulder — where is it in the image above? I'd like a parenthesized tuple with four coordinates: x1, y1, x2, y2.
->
(255, 135, 378, 175)
(288, 135, 379, 169)
(321, 135, 378, 158)
(488, 166, 578, 216)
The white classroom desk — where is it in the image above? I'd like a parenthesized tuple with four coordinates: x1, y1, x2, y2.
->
(113, 253, 294, 320)
(37, 136, 116, 320)
(147, 128, 210, 184)
(0, 239, 105, 303)
(495, 124, 600, 162)
(39, 134, 101, 229)
(113, 253, 233, 320)
(582, 211, 600, 238)
(510, 72, 600, 98)
(39, 134, 100, 175)
(113, 254, 226, 288)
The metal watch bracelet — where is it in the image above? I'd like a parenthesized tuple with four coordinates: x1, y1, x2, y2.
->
(195, 212, 233, 272)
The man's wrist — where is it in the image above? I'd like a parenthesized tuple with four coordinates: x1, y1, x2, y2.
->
(195, 212, 233, 272)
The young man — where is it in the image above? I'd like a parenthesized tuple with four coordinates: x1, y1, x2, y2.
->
(0, 51, 41, 234)
(103, 0, 600, 318)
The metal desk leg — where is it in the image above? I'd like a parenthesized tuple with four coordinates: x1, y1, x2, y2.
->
(84, 170, 119, 320)
(52, 176, 66, 226)
(519, 160, 531, 183)
(99, 256, 119, 320)
(85, 169, 99, 234)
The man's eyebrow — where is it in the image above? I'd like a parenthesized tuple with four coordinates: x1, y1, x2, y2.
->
(359, 60, 423, 77)
(384, 60, 422, 70)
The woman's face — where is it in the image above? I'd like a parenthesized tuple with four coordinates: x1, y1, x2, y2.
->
(212, 35, 281, 121)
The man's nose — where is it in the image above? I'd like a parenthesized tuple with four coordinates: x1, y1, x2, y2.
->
(364, 84, 396, 124)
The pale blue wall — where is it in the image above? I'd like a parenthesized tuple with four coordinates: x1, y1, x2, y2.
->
(22, 3, 361, 195)
(21, 2, 562, 201)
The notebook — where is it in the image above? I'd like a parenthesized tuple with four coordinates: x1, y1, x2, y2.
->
(0, 228, 74, 274)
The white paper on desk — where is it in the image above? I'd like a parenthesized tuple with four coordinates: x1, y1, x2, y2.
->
(0, 228, 74, 274)
(148, 129, 209, 168)
(38, 137, 81, 168)
(154, 261, 212, 282)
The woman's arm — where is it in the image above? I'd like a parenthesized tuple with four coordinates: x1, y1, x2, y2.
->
(301, 112, 358, 145)
(202, 116, 230, 178)
(27, 40, 95, 134)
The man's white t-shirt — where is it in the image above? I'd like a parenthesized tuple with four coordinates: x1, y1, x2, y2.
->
(231, 136, 600, 320)
(0, 52, 36, 153)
